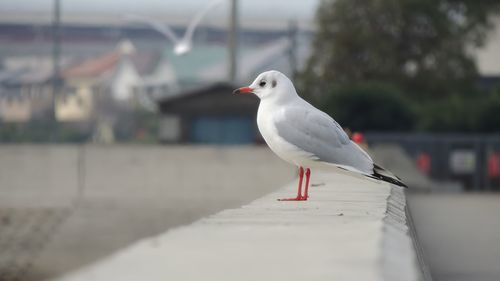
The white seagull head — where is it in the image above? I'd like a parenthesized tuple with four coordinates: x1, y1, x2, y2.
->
(233, 70, 297, 101)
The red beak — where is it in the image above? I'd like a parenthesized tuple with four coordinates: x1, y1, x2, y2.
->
(233, 87, 254, 94)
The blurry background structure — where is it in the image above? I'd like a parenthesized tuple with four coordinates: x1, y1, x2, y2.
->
(1, 1, 500, 281)
(0, 0, 312, 144)
(1, 0, 500, 190)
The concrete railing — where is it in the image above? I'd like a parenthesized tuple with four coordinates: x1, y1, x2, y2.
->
(53, 172, 424, 281)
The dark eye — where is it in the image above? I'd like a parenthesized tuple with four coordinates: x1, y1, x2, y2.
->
(259, 81, 266, 87)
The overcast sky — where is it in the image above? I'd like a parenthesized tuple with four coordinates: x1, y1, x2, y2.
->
(0, 0, 321, 29)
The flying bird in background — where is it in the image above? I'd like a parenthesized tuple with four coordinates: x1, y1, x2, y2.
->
(233, 70, 406, 201)
(124, 0, 224, 56)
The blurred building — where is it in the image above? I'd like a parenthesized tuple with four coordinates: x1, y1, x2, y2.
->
(477, 16, 500, 88)
(0, 96, 31, 122)
(55, 39, 179, 141)
(0, 66, 53, 122)
(158, 83, 261, 144)
(55, 86, 94, 122)
(1, 12, 499, 144)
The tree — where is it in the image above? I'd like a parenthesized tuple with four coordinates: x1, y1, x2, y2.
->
(476, 91, 500, 132)
(302, 0, 500, 100)
(321, 82, 416, 132)
(417, 96, 478, 132)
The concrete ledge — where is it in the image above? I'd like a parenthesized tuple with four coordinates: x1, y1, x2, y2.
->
(56, 172, 421, 281)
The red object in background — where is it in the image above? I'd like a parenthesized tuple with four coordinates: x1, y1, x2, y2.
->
(488, 153, 500, 179)
(416, 152, 431, 174)
(352, 132, 364, 144)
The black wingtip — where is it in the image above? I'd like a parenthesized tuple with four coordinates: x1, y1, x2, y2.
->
(371, 164, 408, 188)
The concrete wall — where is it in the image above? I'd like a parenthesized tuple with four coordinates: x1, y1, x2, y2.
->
(0, 145, 294, 280)
(0, 145, 293, 208)
(0, 145, 428, 281)
(53, 172, 424, 281)
(0, 145, 80, 207)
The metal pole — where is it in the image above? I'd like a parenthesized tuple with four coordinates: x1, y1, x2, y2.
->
(52, 0, 61, 123)
(228, 0, 238, 83)
(287, 20, 298, 81)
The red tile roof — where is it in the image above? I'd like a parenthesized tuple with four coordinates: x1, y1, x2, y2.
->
(62, 50, 121, 78)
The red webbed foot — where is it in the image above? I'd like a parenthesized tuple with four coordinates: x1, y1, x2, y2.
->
(277, 196, 307, 201)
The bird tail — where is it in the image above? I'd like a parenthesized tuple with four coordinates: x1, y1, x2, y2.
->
(370, 164, 407, 188)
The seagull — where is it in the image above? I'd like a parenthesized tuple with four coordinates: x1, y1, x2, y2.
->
(124, 0, 224, 56)
(233, 70, 406, 201)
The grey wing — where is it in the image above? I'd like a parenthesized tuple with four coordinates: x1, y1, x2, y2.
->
(275, 106, 374, 174)
(185, 0, 224, 41)
(124, 14, 180, 43)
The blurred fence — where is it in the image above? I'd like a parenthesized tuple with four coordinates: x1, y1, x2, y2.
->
(366, 134, 500, 191)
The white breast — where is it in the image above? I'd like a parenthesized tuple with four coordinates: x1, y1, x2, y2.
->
(257, 104, 315, 167)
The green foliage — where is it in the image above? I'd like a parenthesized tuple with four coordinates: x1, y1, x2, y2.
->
(131, 111, 160, 143)
(303, 0, 500, 99)
(0, 110, 160, 143)
(476, 92, 500, 132)
(113, 110, 159, 143)
(417, 92, 500, 133)
(300, 0, 500, 132)
(417, 97, 477, 132)
(321, 83, 416, 132)
(0, 120, 89, 143)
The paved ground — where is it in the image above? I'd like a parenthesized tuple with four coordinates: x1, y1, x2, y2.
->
(408, 194, 500, 281)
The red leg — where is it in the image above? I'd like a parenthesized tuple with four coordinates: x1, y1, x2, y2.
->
(303, 168, 311, 199)
(278, 167, 306, 201)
